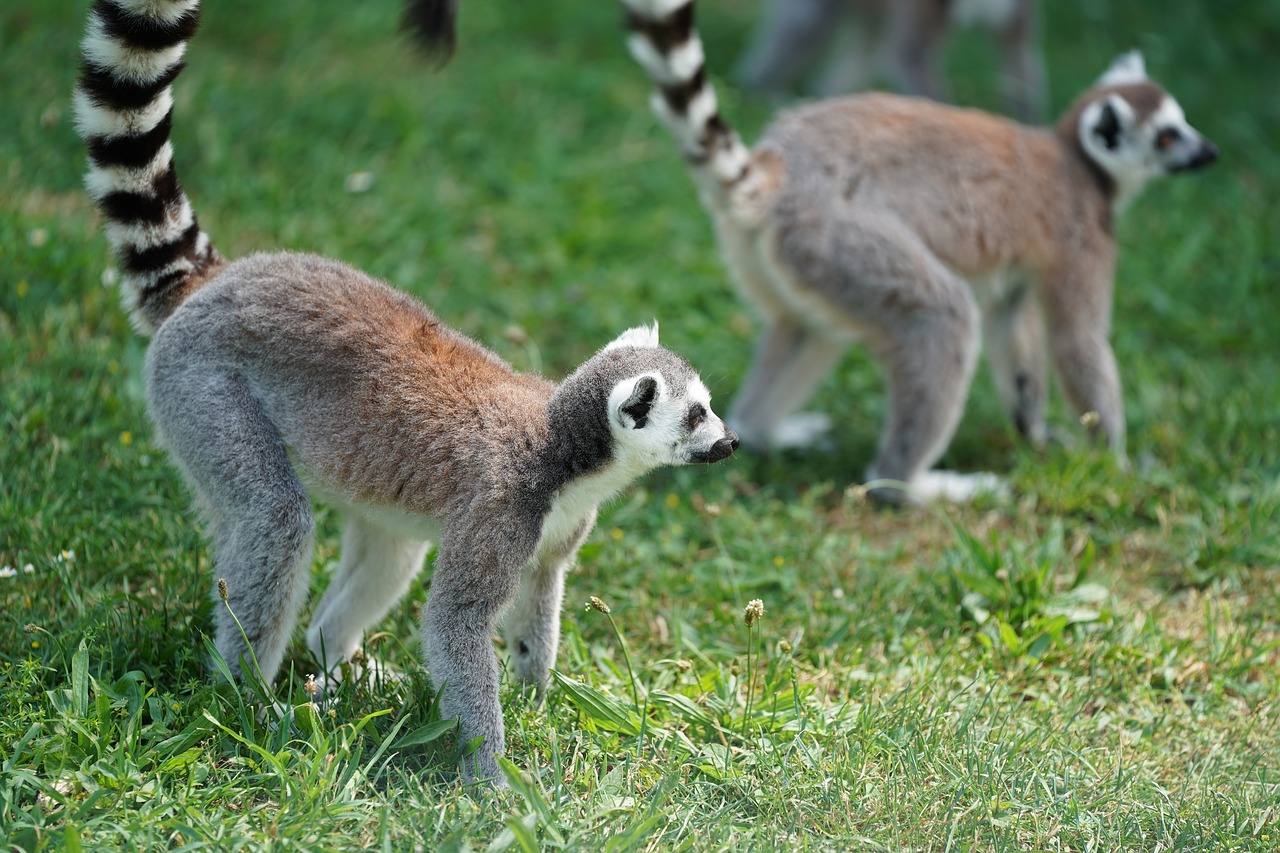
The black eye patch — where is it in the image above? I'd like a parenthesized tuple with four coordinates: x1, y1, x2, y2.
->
(686, 403, 706, 431)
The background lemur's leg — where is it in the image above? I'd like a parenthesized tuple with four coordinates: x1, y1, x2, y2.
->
(151, 371, 315, 683)
(996, 0, 1048, 122)
(736, 0, 843, 95)
(503, 531, 587, 700)
(773, 213, 981, 499)
(422, 525, 532, 784)
(1042, 264, 1126, 458)
(728, 319, 845, 450)
(813, 11, 878, 98)
(887, 0, 950, 101)
(984, 282, 1049, 446)
(306, 515, 430, 678)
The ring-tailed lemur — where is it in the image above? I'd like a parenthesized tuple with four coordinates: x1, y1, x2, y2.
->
(620, 0, 1217, 504)
(736, 0, 1046, 122)
(75, 0, 738, 785)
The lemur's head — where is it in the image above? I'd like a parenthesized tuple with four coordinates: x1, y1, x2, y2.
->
(582, 322, 738, 469)
(1069, 52, 1218, 210)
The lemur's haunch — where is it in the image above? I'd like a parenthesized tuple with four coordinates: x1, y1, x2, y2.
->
(75, 0, 738, 785)
(620, 0, 1217, 504)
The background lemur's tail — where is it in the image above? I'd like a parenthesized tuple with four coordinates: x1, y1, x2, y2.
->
(620, 0, 770, 213)
(74, 0, 221, 335)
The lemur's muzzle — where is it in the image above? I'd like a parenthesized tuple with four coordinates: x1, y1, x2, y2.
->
(690, 431, 740, 464)
(1175, 139, 1219, 173)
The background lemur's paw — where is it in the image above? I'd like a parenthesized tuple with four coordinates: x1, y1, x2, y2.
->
(770, 412, 833, 450)
(911, 470, 1010, 504)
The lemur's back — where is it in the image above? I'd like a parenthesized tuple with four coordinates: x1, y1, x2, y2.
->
(148, 252, 555, 512)
(761, 94, 1093, 276)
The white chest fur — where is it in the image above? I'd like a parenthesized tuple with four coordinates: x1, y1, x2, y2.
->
(536, 455, 649, 556)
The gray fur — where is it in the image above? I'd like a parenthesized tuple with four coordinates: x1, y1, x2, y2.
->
(146, 255, 735, 785)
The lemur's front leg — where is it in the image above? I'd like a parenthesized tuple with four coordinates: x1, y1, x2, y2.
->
(422, 518, 536, 786)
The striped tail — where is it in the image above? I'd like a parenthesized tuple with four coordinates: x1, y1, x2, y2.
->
(620, 0, 757, 207)
(74, 0, 220, 335)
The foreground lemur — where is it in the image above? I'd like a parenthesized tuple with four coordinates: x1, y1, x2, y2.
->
(75, 0, 738, 784)
(620, 0, 1217, 503)
(736, 0, 1046, 122)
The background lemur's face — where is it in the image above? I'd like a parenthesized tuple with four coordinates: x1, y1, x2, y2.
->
(609, 371, 739, 467)
(1080, 87, 1218, 204)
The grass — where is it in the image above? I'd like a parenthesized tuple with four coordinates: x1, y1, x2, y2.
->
(2, 0, 1279, 849)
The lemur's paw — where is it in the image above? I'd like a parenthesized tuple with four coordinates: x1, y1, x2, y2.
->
(770, 412, 833, 450)
(911, 470, 1010, 504)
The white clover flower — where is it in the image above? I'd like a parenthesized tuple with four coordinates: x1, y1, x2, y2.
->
(23, 564, 34, 574)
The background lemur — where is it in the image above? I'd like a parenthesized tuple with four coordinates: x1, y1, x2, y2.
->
(620, 0, 1218, 504)
(75, 0, 738, 784)
(737, 0, 1046, 122)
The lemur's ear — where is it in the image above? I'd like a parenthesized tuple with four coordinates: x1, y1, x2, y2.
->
(603, 321, 660, 352)
(1097, 50, 1146, 86)
(618, 376, 660, 429)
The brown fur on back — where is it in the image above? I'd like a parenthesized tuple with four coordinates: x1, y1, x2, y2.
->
(761, 93, 1114, 278)
(168, 253, 555, 515)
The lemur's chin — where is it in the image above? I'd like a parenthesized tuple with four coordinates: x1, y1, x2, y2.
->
(686, 432, 740, 464)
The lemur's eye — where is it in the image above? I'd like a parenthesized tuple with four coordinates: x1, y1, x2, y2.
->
(1156, 128, 1182, 150)
(687, 403, 706, 431)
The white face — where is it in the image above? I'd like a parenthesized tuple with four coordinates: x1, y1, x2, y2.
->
(608, 373, 739, 468)
(1079, 93, 1219, 211)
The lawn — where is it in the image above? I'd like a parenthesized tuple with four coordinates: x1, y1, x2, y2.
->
(2, 0, 1278, 849)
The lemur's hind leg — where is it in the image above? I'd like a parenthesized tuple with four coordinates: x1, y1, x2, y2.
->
(728, 319, 844, 450)
(983, 281, 1049, 446)
(775, 213, 983, 501)
(306, 515, 430, 685)
(150, 370, 315, 683)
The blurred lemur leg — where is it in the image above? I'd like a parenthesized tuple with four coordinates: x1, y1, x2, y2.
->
(736, 0, 843, 95)
(770, 213, 981, 500)
(887, 0, 950, 101)
(306, 515, 430, 678)
(996, 0, 1048, 122)
(813, 12, 878, 97)
(728, 318, 845, 450)
(151, 371, 315, 683)
(984, 281, 1048, 446)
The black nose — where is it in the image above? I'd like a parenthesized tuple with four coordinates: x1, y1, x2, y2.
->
(691, 431, 740, 464)
(1184, 140, 1219, 171)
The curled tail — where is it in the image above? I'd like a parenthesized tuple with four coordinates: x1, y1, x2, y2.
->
(74, 0, 221, 335)
(621, 0, 779, 217)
